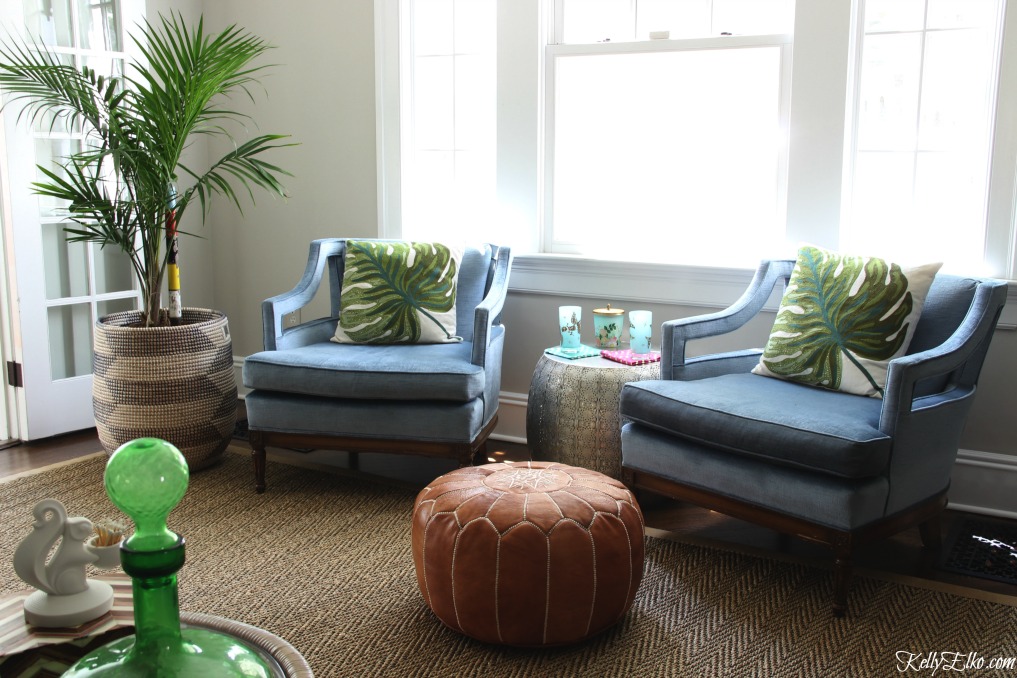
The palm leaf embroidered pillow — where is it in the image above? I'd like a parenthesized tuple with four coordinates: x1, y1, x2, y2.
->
(751, 246, 941, 397)
(332, 240, 464, 344)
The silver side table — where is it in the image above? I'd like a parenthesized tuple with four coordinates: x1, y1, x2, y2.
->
(526, 352, 660, 479)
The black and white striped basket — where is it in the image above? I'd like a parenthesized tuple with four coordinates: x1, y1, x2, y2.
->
(92, 308, 237, 471)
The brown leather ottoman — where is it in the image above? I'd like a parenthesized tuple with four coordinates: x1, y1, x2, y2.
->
(412, 461, 644, 646)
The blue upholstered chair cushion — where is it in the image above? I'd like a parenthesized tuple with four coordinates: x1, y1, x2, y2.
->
(620, 372, 891, 479)
(244, 330, 500, 402)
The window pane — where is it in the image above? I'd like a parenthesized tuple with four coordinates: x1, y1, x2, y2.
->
(454, 54, 495, 150)
(847, 0, 1003, 271)
(76, 0, 121, 52)
(404, 0, 495, 241)
(407, 150, 494, 241)
(454, 0, 494, 54)
(926, 0, 999, 30)
(414, 56, 455, 149)
(857, 33, 922, 151)
(551, 46, 784, 266)
(23, 0, 73, 46)
(712, 0, 794, 35)
(864, 0, 925, 32)
(636, 0, 710, 40)
(414, 0, 454, 54)
(846, 152, 914, 257)
(564, 0, 794, 43)
(918, 29, 995, 151)
(562, 0, 633, 44)
(913, 151, 985, 268)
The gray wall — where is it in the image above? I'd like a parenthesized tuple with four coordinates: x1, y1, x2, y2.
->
(161, 1, 1016, 458)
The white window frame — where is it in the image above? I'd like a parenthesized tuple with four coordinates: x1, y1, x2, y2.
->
(542, 33, 793, 263)
(376, 0, 1017, 323)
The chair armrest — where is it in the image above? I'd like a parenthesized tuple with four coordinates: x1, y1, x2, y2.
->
(880, 279, 1007, 434)
(262, 239, 345, 351)
(661, 259, 793, 379)
(472, 245, 513, 367)
(676, 349, 764, 380)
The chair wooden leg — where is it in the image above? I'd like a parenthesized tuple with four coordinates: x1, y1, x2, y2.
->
(250, 430, 267, 494)
(468, 440, 488, 466)
(832, 548, 852, 618)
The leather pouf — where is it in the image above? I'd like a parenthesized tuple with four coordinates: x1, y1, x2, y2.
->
(412, 461, 644, 646)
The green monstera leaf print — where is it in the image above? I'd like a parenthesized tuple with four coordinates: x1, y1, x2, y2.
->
(338, 240, 460, 343)
(760, 247, 914, 395)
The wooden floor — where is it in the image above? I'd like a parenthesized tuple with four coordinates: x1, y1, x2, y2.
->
(4, 423, 1016, 601)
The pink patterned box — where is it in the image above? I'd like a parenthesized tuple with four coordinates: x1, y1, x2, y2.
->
(600, 349, 661, 366)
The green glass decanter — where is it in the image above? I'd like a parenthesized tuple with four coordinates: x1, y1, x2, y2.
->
(63, 438, 275, 677)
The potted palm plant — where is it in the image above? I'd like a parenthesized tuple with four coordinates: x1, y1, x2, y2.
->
(0, 13, 291, 469)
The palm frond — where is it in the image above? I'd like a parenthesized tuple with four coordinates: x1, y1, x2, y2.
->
(0, 12, 293, 325)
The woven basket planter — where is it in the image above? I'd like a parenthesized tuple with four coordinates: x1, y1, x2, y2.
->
(92, 308, 237, 471)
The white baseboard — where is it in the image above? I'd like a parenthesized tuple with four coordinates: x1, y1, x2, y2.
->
(234, 358, 1017, 518)
(491, 390, 528, 445)
(949, 449, 1017, 519)
(235, 358, 249, 399)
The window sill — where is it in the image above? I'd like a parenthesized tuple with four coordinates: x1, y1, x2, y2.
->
(508, 253, 778, 310)
(508, 253, 1017, 329)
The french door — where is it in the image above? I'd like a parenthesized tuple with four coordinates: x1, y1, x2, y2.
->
(0, 0, 144, 440)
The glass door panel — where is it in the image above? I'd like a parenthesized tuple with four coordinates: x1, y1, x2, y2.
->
(93, 244, 134, 295)
(47, 304, 93, 379)
(23, 0, 74, 46)
(76, 0, 122, 52)
(42, 223, 89, 299)
(35, 139, 81, 215)
(97, 298, 137, 318)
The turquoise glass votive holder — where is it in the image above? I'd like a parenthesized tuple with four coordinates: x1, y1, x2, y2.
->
(629, 310, 652, 354)
(559, 305, 582, 352)
(593, 305, 625, 348)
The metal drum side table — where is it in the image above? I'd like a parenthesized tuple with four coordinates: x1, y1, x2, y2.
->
(526, 352, 660, 479)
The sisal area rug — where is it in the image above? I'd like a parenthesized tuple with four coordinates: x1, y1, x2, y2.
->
(1, 449, 1016, 677)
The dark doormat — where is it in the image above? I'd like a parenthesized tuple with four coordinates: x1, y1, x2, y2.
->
(942, 518, 1017, 586)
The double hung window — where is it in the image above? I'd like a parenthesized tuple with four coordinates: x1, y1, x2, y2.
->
(380, 0, 1017, 283)
(845, 0, 1009, 275)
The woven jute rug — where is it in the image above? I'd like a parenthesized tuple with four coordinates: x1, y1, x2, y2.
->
(2, 449, 1015, 677)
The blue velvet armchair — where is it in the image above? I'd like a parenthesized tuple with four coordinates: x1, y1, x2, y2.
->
(619, 259, 1007, 615)
(243, 239, 512, 492)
